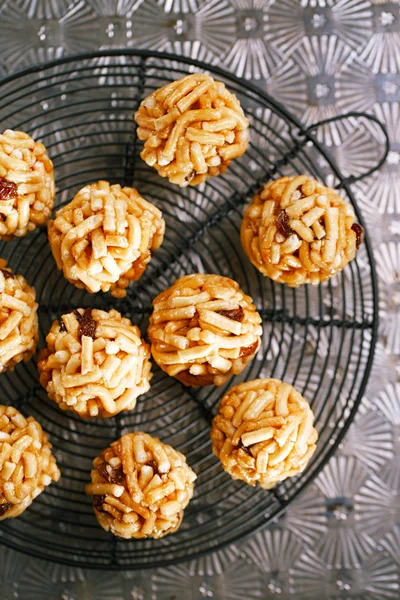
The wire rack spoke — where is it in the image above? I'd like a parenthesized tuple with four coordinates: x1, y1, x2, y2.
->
(259, 308, 374, 330)
(123, 57, 147, 187)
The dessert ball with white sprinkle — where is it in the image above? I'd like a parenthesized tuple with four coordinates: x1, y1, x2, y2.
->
(241, 175, 364, 286)
(86, 432, 196, 539)
(211, 378, 318, 489)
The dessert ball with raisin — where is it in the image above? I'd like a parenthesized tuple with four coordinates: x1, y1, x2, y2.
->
(211, 378, 318, 489)
(86, 432, 196, 539)
(241, 175, 364, 286)
(0, 129, 55, 239)
(135, 74, 249, 186)
(38, 308, 152, 419)
(148, 274, 262, 387)
(48, 180, 165, 298)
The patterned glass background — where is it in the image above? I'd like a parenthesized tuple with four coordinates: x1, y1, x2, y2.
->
(0, 1, 399, 598)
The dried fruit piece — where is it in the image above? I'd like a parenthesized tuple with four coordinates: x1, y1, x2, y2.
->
(351, 223, 364, 250)
(67, 308, 97, 339)
(238, 439, 252, 455)
(0, 268, 14, 280)
(0, 502, 12, 516)
(92, 495, 106, 511)
(176, 371, 214, 387)
(239, 340, 259, 358)
(185, 170, 196, 183)
(0, 177, 17, 200)
(218, 306, 244, 322)
(276, 210, 293, 238)
(79, 308, 96, 340)
(97, 462, 125, 485)
(148, 460, 160, 476)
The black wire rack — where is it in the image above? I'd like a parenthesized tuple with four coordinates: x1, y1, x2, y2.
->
(0, 50, 387, 570)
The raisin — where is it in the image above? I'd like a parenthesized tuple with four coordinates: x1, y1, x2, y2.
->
(0, 177, 17, 201)
(185, 170, 196, 183)
(0, 502, 12, 516)
(92, 495, 106, 512)
(67, 308, 96, 339)
(218, 306, 244, 322)
(276, 210, 293, 238)
(176, 370, 214, 387)
(0, 268, 14, 280)
(79, 308, 96, 340)
(148, 460, 160, 476)
(238, 439, 252, 455)
(97, 462, 124, 485)
(239, 340, 259, 358)
(351, 223, 364, 250)
(97, 462, 109, 481)
(59, 320, 66, 332)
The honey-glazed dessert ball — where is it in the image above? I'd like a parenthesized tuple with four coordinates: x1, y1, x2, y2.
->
(48, 180, 165, 298)
(0, 260, 38, 373)
(241, 175, 364, 286)
(38, 308, 152, 419)
(135, 74, 249, 186)
(0, 405, 60, 520)
(148, 274, 262, 387)
(0, 129, 55, 238)
(211, 379, 318, 489)
(86, 432, 196, 539)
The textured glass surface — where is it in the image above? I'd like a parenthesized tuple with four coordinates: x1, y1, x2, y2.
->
(0, 1, 399, 598)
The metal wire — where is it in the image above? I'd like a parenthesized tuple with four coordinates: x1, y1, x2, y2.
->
(0, 50, 381, 570)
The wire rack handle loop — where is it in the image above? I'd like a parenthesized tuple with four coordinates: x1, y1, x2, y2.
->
(299, 111, 390, 188)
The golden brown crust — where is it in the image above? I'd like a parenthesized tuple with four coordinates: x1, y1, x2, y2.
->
(0, 405, 60, 520)
(135, 74, 249, 186)
(38, 308, 152, 419)
(85, 432, 196, 539)
(241, 175, 363, 286)
(48, 180, 165, 298)
(148, 274, 262, 387)
(211, 378, 318, 489)
(0, 130, 55, 239)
